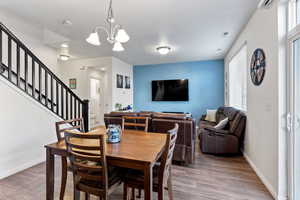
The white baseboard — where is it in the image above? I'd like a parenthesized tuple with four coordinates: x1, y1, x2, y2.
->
(243, 152, 277, 199)
(0, 157, 45, 180)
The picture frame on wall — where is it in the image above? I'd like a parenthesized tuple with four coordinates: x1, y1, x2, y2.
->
(125, 76, 130, 89)
(69, 78, 77, 89)
(117, 74, 123, 88)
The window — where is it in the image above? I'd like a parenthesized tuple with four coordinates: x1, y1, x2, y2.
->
(228, 45, 247, 111)
(297, 0, 300, 24)
(289, 0, 300, 29)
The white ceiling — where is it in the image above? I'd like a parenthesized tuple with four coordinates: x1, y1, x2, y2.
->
(0, 0, 260, 65)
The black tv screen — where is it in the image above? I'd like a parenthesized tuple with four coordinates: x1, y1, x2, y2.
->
(152, 79, 189, 101)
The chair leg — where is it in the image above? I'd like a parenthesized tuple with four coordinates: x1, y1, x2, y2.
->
(60, 157, 68, 200)
(167, 169, 174, 200)
(158, 183, 164, 200)
(137, 189, 142, 198)
(73, 188, 80, 200)
(123, 183, 128, 200)
(85, 193, 90, 200)
(131, 188, 136, 200)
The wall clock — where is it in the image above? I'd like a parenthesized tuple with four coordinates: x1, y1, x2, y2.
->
(250, 48, 266, 86)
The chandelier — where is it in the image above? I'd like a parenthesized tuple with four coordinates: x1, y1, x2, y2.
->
(86, 0, 130, 51)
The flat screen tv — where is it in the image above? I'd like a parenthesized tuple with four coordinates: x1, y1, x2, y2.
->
(152, 79, 189, 101)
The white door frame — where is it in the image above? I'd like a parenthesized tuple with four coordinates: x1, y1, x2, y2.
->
(287, 26, 300, 200)
(88, 76, 104, 127)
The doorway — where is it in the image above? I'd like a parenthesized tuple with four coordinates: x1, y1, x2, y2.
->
(89, 78, 103, 128)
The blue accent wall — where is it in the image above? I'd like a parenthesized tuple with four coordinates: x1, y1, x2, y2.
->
(133, 60, 224, 120)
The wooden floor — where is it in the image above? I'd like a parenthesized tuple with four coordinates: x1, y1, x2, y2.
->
(0, 148, 273, 200)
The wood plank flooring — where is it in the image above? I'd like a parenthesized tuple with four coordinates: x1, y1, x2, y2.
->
(0, 148, 273, 200)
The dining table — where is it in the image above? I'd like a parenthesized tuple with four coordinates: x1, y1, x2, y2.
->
(44, 127, 167, 200)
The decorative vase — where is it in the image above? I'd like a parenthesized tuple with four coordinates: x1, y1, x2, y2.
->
(106, 125, 122, 143)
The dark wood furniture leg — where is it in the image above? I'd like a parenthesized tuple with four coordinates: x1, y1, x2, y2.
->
(144, 164, 153, 200)
(60, 157, 68, 200)
(167, 168, 173, 200)
(137, 189, 142, 198)
(46, 148, 55, 200)
(131, 188, 136, 200)
(123, 183, 128, 200)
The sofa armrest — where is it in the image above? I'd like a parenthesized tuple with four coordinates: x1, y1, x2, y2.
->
(200, 115, 207, 121)
(203, 127, 230, 135)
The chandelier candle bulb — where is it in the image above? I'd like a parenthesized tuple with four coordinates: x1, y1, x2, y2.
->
(113, 42, 125, 52)
(116, 29, 130, 43)
(86, 32, 101, 46)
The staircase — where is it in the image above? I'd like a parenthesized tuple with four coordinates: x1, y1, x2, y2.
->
(0, 23, 89, 131)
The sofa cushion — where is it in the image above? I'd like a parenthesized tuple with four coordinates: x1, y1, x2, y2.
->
(199, 120, 216, 130)
(205, 109, 217, 122)
(216, 107, 238, 122)
(214, 118, 228, 130)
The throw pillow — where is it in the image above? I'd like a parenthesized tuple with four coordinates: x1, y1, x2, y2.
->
(205, 109, 217, 122)
(214, 118, 229, 130)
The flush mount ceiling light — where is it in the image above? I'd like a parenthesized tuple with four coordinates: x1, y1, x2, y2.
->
(59, 43, 70, 61)
(156, 46, 171, 55)
(62, 19, 73, 26)
(86, 0, 130, 52)
(216, 48, 223, 53)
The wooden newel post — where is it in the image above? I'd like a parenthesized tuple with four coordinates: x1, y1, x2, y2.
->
(82, 99, 89, 132)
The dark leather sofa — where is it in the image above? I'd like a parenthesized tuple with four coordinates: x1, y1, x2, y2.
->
(104, 111, 196, 165)
(198, 107, 246, 154)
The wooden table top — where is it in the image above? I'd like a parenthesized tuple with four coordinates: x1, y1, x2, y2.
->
(45, 128, 167, 164)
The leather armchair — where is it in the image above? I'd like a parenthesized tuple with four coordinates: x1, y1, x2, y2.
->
(198, 107, 246, 154)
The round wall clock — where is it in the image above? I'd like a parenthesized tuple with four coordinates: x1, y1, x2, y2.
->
(250, 48, 266, 86)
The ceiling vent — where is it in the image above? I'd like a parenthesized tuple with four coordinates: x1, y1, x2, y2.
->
(258, 0, 274, 9)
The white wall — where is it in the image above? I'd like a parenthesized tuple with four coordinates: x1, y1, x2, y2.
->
(0, 10, 62, 178)
(111, 57, 133, 110)
(0, 9, 58, 74)
(58, 56, 133, 118)
(225, 1, 287, 199)
(0, 76, 60, 179)
(58, 57, 112, 114)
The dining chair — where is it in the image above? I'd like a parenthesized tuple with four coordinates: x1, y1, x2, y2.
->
(122, 116, 149, 199)
(122, 116, 149, 132)
(64, 130, 122, 200)
(55, 118, 85, 200)
(123, 124, 179, 200)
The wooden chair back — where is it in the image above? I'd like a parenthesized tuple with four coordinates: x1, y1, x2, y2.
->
(122, 116, 149, 132)
(159, 124, 179, 185)
(64, 130, 108, 195)
(55, 118, 84, 141)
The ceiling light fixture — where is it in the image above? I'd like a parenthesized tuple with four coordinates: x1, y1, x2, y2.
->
(62, 19, 73, 26)
(216, 48, 223, 54)
(157, 46, 171, 55)
(223, 32, 229, 37)
(59, 43, 70, 61)
(86, 0, 129, 52)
